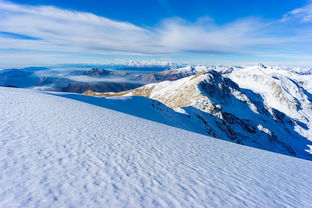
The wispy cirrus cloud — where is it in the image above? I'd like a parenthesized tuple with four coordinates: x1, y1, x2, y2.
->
(0, 1, 281, 54)
(0, 0, 311, 66)
(0, 1, 153, 53)
(281, 1, 312, 23)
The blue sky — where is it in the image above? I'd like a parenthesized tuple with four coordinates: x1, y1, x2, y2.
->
(8, 0, 306, 25)
(0, 0, 311, 67)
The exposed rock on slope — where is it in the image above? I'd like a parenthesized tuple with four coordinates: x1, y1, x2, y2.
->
(82, 68, 128, 76)
(84, 70, 312, 160)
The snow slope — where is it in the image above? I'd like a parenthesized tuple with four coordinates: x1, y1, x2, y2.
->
(0, 87, 312, 207)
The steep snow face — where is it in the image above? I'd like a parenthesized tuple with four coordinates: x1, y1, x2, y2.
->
(194, 72, 312, 158)
(84, 69, 312, 160)
(227, 65, 312, 118)
(227, 65, 312, 138)
(0, 87, 312, 208)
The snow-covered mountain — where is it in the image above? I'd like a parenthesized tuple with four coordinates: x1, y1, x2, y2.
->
(85, 64, 312, 160)
(0, 87, 311, 207)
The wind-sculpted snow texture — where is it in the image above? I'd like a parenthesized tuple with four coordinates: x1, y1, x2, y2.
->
(0, 87, 311, 207)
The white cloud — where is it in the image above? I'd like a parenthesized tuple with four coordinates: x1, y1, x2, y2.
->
(0, 1, 155, 53)
(281, 1, 312, 23)
(0, 0, 311, 66)
(0, 1, 281, 55)
(156, 18, 274, 54)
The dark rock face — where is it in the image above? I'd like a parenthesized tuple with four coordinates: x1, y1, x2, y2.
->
(189, 71, 309, 158)
(257, 63, 267, 69)
(83, 68, 112, 76)
(82, 68, 129, 77)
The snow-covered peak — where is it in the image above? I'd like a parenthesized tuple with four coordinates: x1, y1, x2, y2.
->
(126, 60, 180, 68)
(84, 70, 312, 159)
(257, 63, 267, 69)
(227, 65, 312, 118)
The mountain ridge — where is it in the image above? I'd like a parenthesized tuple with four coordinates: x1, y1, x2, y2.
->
(83, 66, 312, 160)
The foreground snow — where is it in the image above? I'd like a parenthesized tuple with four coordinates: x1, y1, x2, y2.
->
(0, 87, 311, 207)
